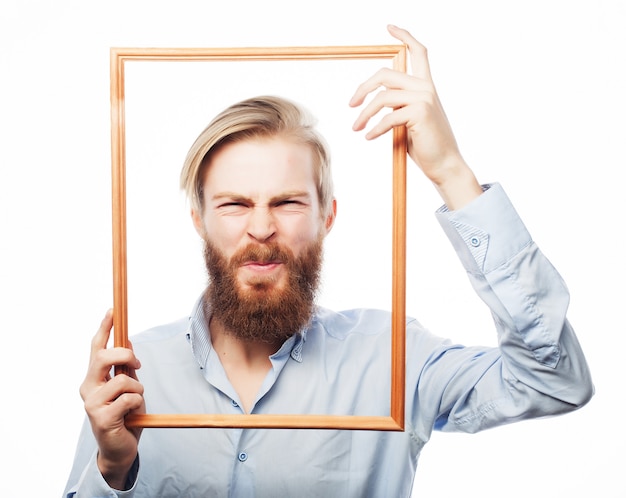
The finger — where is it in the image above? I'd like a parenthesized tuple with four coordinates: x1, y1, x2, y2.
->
(90, 309, 114, 354)
(83, 372, 144, 409)
(80, 348, 141, 399)
(127, 362, 141, 382)
(96, 374, 144, 405)
(349, 68, 421, 108)
(88, 310, 141, 373)
(352, 88, 424, 131)
(87, 391, 145, 431)
(94, 348, 141, 375)
(113, 392, 145, 416)
(360, 105, 417, 141)
(387, 24, 432, 81)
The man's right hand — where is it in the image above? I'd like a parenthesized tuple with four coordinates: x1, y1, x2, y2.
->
(350, 25, 483, 211)
(79, 309, 145, 490)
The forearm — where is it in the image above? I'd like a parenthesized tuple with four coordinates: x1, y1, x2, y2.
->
(431, 157, 483, 211)
(434, 184, 593, 419)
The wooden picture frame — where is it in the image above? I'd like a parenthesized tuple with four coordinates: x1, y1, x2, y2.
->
(110, 44, 407, 430)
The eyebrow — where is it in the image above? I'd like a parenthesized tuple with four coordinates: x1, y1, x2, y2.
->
(211, 191, 313, 205)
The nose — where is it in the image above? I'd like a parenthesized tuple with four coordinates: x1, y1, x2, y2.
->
(246, 206, 276, 243)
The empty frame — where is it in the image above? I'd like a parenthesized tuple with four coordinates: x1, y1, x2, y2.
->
(110, 44, 407, 430)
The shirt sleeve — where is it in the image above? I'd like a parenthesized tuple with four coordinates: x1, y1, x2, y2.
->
(410, 183, 593, 436)
(63, 417, 138, 498)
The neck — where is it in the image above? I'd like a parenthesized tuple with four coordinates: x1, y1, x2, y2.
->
(209, 316, 283, 367)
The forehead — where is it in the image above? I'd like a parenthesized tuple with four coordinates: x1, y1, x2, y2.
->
(203, 137, 317, 194)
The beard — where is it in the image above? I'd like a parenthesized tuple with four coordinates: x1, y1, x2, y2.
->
(203, 238, 323, 344)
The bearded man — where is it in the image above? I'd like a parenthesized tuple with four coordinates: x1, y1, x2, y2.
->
(64, 25, 592, 498)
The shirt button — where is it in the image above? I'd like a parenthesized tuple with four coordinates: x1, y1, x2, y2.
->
(470, 236, 481, 247)
(238, 452, 248, 462)
(231, 400, 239, 407)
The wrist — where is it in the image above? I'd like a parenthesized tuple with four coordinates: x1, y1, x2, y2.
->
(98, 451, 137, 490)
(432, 160, 483, 211)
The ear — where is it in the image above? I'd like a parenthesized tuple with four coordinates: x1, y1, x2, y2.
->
(191, 208, 206, 239)
(323, 198, 337, 234)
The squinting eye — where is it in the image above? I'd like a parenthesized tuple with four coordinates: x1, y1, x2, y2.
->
(216, 202, 250, 214)
(219, 202, 245, 208)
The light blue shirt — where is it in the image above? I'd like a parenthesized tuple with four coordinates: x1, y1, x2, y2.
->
(64, 184, 593, 497)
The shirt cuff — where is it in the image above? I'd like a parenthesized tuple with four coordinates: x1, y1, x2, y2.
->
(435, 183, 532, 274)
(70, 451, 138, 498)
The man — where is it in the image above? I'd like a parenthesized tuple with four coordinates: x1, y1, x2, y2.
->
(64, 25, 593, 497)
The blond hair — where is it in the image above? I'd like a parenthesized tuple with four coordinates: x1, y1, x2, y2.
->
(180, 96, 334, 217)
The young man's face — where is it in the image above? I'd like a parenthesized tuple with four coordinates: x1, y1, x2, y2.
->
(192, 135, 335, 300)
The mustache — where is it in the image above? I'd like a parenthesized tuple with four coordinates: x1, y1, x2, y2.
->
(228, 243, 292, 267)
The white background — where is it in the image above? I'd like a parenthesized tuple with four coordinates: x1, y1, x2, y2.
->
(1, 1, 624, 496)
